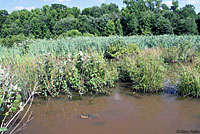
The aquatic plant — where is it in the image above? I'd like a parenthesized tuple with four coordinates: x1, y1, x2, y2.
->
(130, 51, 165, 93)
(178, 65, 200, 98)
(162, 41, 196, 63)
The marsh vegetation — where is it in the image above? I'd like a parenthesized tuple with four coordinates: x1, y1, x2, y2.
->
(0, 35, 200, 133)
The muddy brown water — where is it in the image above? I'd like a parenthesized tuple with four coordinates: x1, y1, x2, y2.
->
(19, 83, 200, 134)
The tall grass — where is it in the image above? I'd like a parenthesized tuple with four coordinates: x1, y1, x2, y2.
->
(1, 35, 200, 98)
(0, 35, 200, 64)
(178, 66, 200, 98)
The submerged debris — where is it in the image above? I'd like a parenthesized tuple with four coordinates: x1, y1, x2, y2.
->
(80, 114, 100, 119)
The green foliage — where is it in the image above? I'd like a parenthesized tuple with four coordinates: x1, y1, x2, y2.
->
(0, 34, 31, 47)
(0, 10, 8, 34)
(104, 20, 116, 36)
(0, 1, 199, 39)
(130, 52, 165, 93)
(127, 43, 140, 54)
(105, 40, 127, 59)
(117, 49, 165, 93)
(162, 41, 196, 63)
(83, 33, 94, 37)
(196, 17, 200, 34)
(65, 30, 82, 37)
(105, 40, 140, 59)
(33, 51, 118, 98)
(175, 18, 198, 35)
(178, 66, 200, 98)
(76, 51, 117, 94)
(115, 19, 123, 36)
(151, 16, 173, 35)
(0, 66, 23, 129)
(171, 0, 179, 11)
(118, 57, 133, 82)
(53, 16, 78, 36)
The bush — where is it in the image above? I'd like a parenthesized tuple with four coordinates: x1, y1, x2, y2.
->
(34, 52, 118, 98)
(126, 43, 140, 55)
(105, 40, 140, 59)
(83, 33, 94, 37)
(65, 30, 82, 37)
(76, 51, 117, 94)
(0, 34, 32, 47)
(104, 40, 126, 59)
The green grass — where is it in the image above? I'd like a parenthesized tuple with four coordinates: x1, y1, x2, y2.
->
(1, 35, 200, 98)
(1, 35, 200, 64)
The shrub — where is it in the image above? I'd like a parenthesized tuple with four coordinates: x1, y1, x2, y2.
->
(83, 33, 94, 37)
(0, 34, 32, 47)
(126, 43, 140, 55)
(33, 52, 118, 98)
(105, 40, 140, 59)
(76, 51, 117, 94)
(65, 30, 82, 37)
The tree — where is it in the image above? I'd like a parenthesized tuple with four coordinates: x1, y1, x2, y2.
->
(179, 5, 197, 19)
(161, 4, 169, 10)
(174, 17, 198, 35)
(146, 0, 161, 12)
(104, 20, 116, 36)
(30, 17, 48, 38)
(162, 10, 179, 33)
(121, 9, 139, 35)
(123, 0, 147, 14)
(0, 10, 8, 35)
(196, 16, 200, 34)
(1, 22, 22, 37)
(53, 16, 77, 35)
(138, 11, 153, 35)
(77, 15, 91, 33)
(171, 0, 179, 12)
(115, 19, 123, 36)
(151, 16, 173, 35)
(82, 6, 102, 18)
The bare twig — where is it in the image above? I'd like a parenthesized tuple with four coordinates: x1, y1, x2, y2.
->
(1, 83, 37, 134)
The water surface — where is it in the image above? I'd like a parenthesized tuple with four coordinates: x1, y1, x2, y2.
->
(20, 83, 200, 134)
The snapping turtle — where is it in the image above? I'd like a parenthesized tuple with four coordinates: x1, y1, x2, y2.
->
(80, 114, 100, 119)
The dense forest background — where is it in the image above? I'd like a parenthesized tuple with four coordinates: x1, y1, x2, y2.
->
(0, 0, 200, 41)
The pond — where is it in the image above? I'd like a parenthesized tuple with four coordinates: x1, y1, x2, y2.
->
(19, 83, 200, 134)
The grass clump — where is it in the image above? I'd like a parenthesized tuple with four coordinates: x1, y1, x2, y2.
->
(118, 48, 165, 93)
(162, 41, 196, 63)
(178, 65, 200, 98)
(131, 50, 165, 93)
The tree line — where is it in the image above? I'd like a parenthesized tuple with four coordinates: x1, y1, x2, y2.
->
(0, 0, 200, 40)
